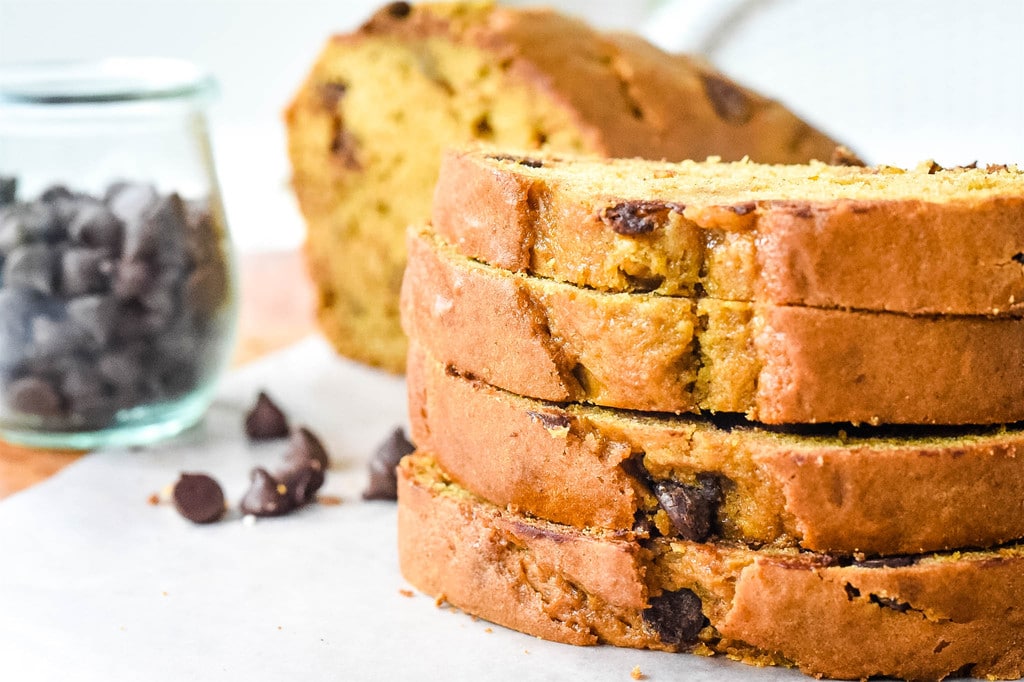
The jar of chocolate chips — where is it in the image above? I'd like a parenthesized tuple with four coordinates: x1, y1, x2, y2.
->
(0, 59, 237, 448)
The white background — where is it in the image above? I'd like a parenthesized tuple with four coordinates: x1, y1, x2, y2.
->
(1, 0, 1022, 252)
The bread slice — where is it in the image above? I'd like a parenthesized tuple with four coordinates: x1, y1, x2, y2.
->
(398, 452, 1024, 681)
(408, 342, 1024, 555)
(285, 1, 842, 372)
(401, 227, 1024, 425)
(432, 148, 1024, 315)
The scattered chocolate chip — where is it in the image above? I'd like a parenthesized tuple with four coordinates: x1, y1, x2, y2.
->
(277, 427, 330, 505)
(652, 475, 722, 542)
(700, 73, 752, 125)
(362, 427, 415, 500)
(240, 467, 294, 517)
(172, 472, 226, 524)
(599, 201, 672, 235)
(642, 589, 707, 646)
(244, 391, 290, 440)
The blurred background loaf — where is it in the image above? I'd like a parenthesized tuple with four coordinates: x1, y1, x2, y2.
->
(284, 1, 840, 372)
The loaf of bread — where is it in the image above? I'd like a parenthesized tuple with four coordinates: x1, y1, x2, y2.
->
(432, 148, 1024, 314)
(398, 452, 1024, 681)
(401, 227, 1024, 424)
(285, 1, 843, 371)
(408, 342, 1024, 555)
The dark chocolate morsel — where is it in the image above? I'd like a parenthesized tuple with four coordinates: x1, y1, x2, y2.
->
(642, 589, 707, 647)
(244, 391, 290, 440)
(384, 1, 412, 18)
(599, 201, 672, 236)
(5, 375, 63, 417)
(66, 295, 118, 346)
(854, 555, 918, 569)
(362, 427, 415, 501)
(652, 475, 722, 542)
(526, 410, 571, 431)
(276, 427, 330, 505)
(3, 244, 58, 294)
(285, 427, 330, 471)
(172, 472, 226, 524)
(239, 467, 295, 517)
(279, 465, 323, 507)
(67, 201, 124, 250)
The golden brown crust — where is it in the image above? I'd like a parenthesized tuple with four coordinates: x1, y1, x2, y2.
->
(398, 454, 1024, 681)
(431, 148, 1024, 315)
(401, 227, 1024, 425)
(286, 2, 842, 371)
(409, 342, 1024, 555)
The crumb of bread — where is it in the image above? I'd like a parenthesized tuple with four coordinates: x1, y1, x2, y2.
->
(485, 627, 493, 633)
(399, 589, 414, 598)
(147, 493, 160, 506)
(631, 665, 645, 680)
(435, 593, 449, 608)
(317, 494, 343, 506)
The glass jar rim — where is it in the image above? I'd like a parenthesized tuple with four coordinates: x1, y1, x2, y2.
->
(0, 57, 216, 106)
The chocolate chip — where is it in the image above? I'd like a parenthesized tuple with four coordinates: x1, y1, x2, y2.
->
(66, 294, 118, 346)
(318, 81, 348, 110)
(599, 201, 672, 235)
(239, 467, 294, 517)
(526, 410, 571, 431)
(642, 589, 707, 646)
(727, 202, 756, 216)
(67, 202, 124, 250)
(61, 247, 115, 297)
(652, 475, 722, 542)
(384, 1, 411, 18)
(280, 465, 321, 507)
(284, 427, 330, 471)
(3, 244, 58, 294)
(112, 260, 155, 300)
(6, 375, 63, 416)
(0, 202, 62, 249)
(0, 177, 15, 206)
(489, 153, 544, 169)
(701, 73, 752, 125)
(330, 127, 362, 171)
(39, 185, 73, 203)
(362, 427, 415, 500)
(172, 472, 226, 524)
(244, 391, 290, 440)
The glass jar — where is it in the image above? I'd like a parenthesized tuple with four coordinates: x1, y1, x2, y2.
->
(0, 58, 237, 449)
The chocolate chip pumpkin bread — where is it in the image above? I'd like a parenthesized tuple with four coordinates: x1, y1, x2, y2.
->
(432, 148, 1024, 314)
(285, 1, 842, 371)
(401, 227, 1024, 424)
(407, 342, 1024, 555)
(398, 452, 1024, 681)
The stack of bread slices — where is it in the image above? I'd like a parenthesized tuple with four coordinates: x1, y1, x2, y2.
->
(396, 147, 1024, 680)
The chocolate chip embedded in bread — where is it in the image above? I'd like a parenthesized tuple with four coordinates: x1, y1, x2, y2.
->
(172, 472, 226, 524)
(599, 201, 675, 235)
(362, 427, 415, 501)
(526, 410, 571, 434)
(829, 145, 866, 167)
(317, 81, 349, 110)
(384, 1, 412, 18)
(240, 467, 295, 517)
(854, 555, 918, 569)
(244, 391, 290, 440)
(700, 73, 752, 125)
(642, 589, 707, 647)
(652, 475, 722, 542)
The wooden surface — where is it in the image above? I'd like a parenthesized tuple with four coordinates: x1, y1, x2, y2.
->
(0, 250, 317, 499)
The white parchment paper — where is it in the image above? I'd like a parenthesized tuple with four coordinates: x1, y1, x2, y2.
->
(0, 337, 802, 681)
